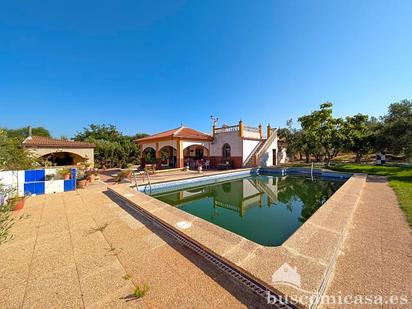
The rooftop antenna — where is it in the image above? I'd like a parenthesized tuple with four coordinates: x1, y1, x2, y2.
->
(210, 115, 219, 127)
(210, 115, 219, 143)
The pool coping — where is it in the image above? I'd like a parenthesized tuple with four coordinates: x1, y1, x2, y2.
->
(108, 169, 367, 309)
(138, 167, 351, 194)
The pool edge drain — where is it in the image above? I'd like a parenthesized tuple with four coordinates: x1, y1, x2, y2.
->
(108, 188, 297, 309)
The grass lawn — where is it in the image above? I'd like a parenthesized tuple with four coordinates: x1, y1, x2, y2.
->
(329, 164, 412, 228)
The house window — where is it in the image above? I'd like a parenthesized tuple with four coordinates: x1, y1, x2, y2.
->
(222, 143, 231, 159)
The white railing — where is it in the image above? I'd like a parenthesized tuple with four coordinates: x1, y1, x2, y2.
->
(215, 200, 239, 212)
(255, 129, 277, 165)
(214, 125, 239, 134)
(244, 126, 259, 133)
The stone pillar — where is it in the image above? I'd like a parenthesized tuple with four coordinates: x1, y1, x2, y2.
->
(258, 124, 262, 139)
(155, 142, 161, 169)
(267, 124, 272, 138)
(176, 139, 184, 168)
(239, 120, 244, 138)
(212, 124, 216, 137)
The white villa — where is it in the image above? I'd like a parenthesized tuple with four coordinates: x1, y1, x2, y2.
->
(135, 121, 284, 169)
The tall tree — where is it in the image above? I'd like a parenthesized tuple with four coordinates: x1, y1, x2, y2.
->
(74, 124, 147, 168)
(278, 119, 299, 159)
(0, 130, 36, 170)
(342, 114, 372, 162)
(378, 100, 412, 159)
(5, 126, 51, 140)
(298, 102, 344, 166)
(74, 124, 122, 142)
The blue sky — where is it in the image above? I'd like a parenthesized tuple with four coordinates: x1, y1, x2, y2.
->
(1, 0, 411, 137)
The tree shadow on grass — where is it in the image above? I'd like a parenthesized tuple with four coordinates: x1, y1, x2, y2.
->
(103, 191, 275, 308)
(333, 166, 412, 184)
(365, 175, 388, 183)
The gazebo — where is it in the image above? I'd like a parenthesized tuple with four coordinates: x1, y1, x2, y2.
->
(135, 126, 212, 169)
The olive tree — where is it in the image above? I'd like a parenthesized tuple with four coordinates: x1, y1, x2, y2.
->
(342, 114, 372, 162)
(298, 102, 344, 166)
(74, 124, 147, 168)
(0, 129, 36, 171)
(378, 100, 412, 159)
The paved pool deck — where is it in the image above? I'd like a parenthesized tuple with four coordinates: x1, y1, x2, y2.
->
(108, 173, 412, 308)
(1, 173, 411, 308)
(0, 183, 269, 309)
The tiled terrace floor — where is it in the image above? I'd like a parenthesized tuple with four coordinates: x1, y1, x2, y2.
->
(0, 183, 270, 309)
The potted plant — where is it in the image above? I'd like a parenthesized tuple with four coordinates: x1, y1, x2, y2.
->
(59, 168, 72, 180)
(86, 168, 98, 184)
(76, 170, 88, 188)
(114, 170, 131, 184)
(125, 163, 134, 177)
(8, 195, 26, 211)
(76, 176, 88, 189)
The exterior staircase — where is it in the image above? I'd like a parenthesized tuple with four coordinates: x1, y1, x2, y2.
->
(244, 140, 266, 167)
(243, 128, 278, 168)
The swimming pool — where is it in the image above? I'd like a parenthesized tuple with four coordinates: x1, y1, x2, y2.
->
(151, 174, 345, 246)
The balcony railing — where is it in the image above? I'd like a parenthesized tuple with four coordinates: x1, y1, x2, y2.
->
(244, 126, 259, 133)
(214, 125, 239, 134)
(214, 124, 263, 139)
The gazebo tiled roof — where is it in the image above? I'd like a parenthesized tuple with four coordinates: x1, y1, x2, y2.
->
(135, 126, 212, 143)
(23, 136, 95, 148)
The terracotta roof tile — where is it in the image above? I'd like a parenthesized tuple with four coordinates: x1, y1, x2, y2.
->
(23, 136, 95, 148)
(135, 126, 212, 143)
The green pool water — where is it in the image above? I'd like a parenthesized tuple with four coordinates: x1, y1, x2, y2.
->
(152, 175, 345, 246)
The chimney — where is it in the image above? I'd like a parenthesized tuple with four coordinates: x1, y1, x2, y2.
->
(28, 125, 32, 139)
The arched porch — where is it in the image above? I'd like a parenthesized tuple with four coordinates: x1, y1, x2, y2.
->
(141, 147, 156, 167)
(183, 144, 210, 169)
(159, 145, 177, 169)
(135, 126, 213, 169)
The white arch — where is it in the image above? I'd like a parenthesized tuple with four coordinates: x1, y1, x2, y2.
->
(158, 145, 177, 152)
(158, 140, 177, 150)
(141, 145, 156, 153)
(182, 141, 210, 151)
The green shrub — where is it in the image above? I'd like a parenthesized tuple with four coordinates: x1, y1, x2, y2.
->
(133, 283, 149, 299)
(0, 184, 15, 245)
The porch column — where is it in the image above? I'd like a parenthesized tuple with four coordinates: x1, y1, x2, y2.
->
(176, 139, 184, 168)
(139, 143, 145, 166)
(155, 142, 161, 168)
